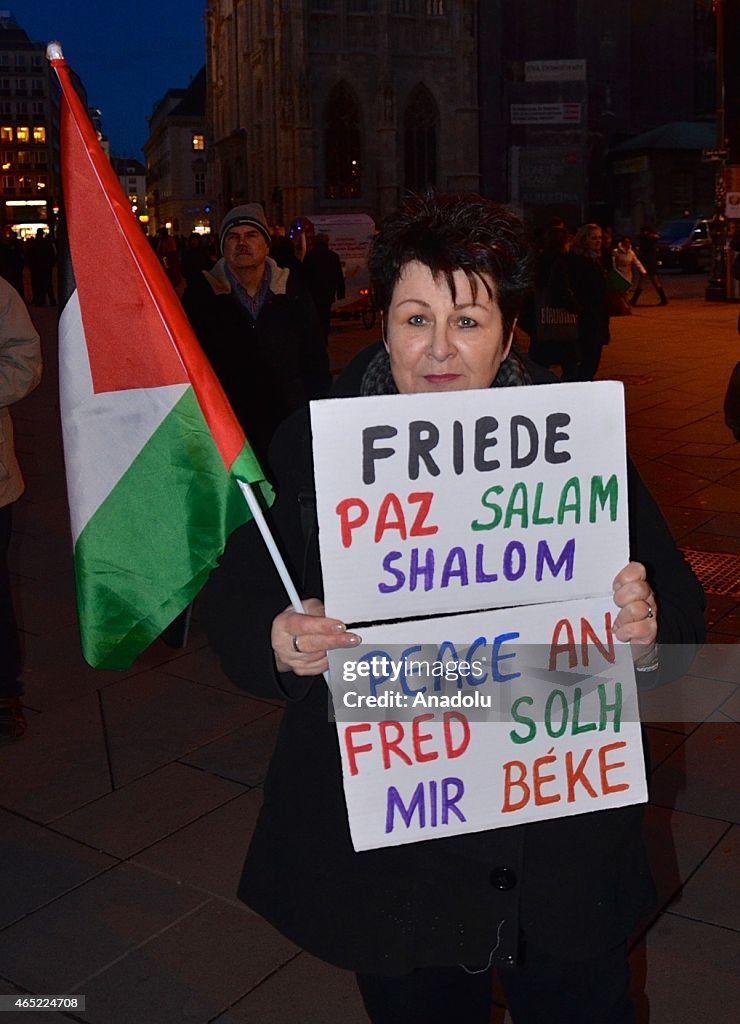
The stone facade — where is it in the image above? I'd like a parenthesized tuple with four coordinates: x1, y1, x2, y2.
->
(479, 0, 717, 228)
(144, 68, 209, 236)
(205, 0, 479, 228)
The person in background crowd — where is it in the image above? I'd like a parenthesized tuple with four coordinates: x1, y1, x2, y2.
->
(0, 275, 42, 740)
(526, 222, 579, 377)
(566, 222, 611, 380)
(180, 232, 214, 287)
(632, 226, 668, 306)
(601, 225, 615, 271)
(613, 235, 646, 310)
(26, 228, 56, 307)
(269, 233, 307, 286)
(155, 227, 182, 291)
(201, 192, 705, 1024)
(302, 232, 346, 347)
(181, 203, 329, 461)
(614, 235, 646, 288)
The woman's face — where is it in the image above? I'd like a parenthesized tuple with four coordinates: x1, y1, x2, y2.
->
(587, 226, 603, 254)
(385, 261, 513, 394)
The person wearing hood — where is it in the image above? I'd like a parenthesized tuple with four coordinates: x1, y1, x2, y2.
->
(181, 203, 329, 461)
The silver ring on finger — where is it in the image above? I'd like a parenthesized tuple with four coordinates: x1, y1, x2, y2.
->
(292, 635, 302, 654)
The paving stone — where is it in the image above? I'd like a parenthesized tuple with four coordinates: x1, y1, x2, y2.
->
(132, 789, 263, 899)
(181, 711, 282, 787)
(659, 506, 715, 540)
(630, 915, 740, 1023)
(677, 480, 740, 513)
(672, 442, 732, 457)
(679, 529, 740, 553)
(52, 763, 246, 859)
(100, 671, 272, 786)
(703, 594, 740, 629)
(700, 511, 740, 537)
(667, 420, 740, 446)
(649, 721, 740, 823)
(637, 672, 736, 731)
(717, 686, 740, 722)
(0, 809, 115, 929)
(11, 573, 81, 635)
(670, 823, 739, 930)
(159, 644, 247, 694)
(642, 805, 730, 909)
(643, 726, 686, 771)
(688, 636, 740, 684)
(19, 625, 185, 710)
(0, 694, 111, 822)
(213, 951, 367, 1024)
(707, 606, 740, 636)
(0, 863, 208, 993)
(77, 900, 297, 1024)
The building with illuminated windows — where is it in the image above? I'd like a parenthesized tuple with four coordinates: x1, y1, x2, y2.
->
(111, 157, 148, 229)
(0, 12, 56, 238)
(204, 0, 479, 228)
(143, 67, 210, 237)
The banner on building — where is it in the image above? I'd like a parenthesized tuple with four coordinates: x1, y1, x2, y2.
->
(525, 59, 587, 82)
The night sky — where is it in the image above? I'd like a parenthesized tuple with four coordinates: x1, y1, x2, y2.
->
(13, 0, 206, 159)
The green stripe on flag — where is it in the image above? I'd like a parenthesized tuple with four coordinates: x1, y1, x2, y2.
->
(74, 387, 272, 669)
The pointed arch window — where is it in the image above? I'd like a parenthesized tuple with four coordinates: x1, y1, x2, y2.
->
(404, 85, 438, 191)
(324, 81, 362, 199)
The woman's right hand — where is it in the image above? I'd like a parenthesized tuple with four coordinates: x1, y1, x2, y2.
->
(271, 598, 362, 676)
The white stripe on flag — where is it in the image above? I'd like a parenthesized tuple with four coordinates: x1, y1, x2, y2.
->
(59, 288, 189, 542)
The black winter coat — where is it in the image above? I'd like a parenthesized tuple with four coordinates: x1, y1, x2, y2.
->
(201, 344, 705, 975)
(181, 257, 330, 462)
(567, 251, 611, 346)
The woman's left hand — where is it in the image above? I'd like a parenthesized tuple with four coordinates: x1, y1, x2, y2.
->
(612, 561, 658, 660)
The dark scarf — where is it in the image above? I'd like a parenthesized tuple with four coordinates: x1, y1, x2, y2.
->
(360, 345, 532, 396)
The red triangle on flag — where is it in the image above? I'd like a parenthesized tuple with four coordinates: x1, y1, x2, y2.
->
(61, 99, 189, 394)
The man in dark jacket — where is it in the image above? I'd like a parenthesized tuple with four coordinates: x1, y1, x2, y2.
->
(302, 232, 346, 346)
(181, 203, 329, 461)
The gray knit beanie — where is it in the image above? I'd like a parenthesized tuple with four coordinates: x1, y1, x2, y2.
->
(219, 203, 271, 253)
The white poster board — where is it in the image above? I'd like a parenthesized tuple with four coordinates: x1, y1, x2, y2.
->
(311, 382, 629, 624)
(312, 381, 645, 852)
(327, 597, 647, 851)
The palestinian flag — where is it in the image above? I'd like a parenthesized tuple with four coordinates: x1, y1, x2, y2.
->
(49, 44, 272, 669)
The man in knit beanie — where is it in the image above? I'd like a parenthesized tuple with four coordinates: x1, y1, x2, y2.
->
(182, 203, 328, 460)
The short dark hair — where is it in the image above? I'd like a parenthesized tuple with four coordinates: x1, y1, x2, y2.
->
(368, 192, 532, 337)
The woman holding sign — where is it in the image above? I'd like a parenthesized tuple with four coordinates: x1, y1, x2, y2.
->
(203, 194, 704, 1024)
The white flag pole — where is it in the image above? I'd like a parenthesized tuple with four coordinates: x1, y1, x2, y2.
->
(238, 480, 331, 683)
(238, 480, 305, 614)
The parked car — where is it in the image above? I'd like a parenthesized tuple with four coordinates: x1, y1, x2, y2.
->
(656, 217, 713, 273)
